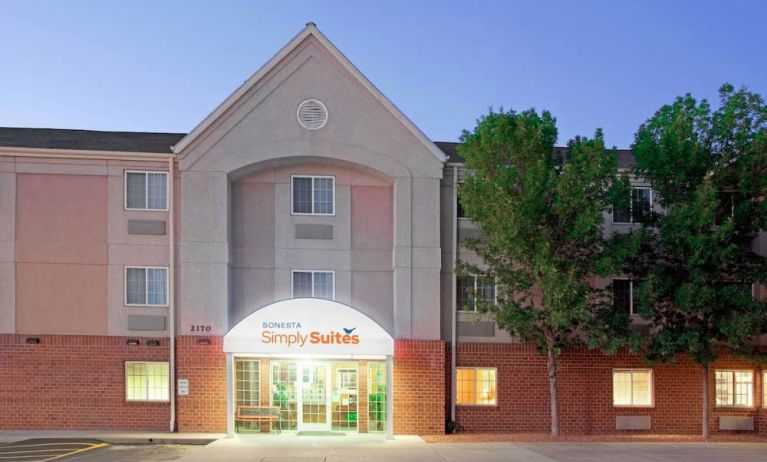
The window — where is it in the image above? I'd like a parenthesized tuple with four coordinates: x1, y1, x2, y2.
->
(292, 176, 334, 215)
(715, 191, 735, 225)
(613, 369, 653, 406)
(125, 362, 169, 401)
(613, 279, 641, 316)
(457, 275, 496, 311)
(125, 171, 168, 210)
(613, 187, 651, 224)
(456, 367, 497, 405)
(368, 361, 387, 432)
(336, 368, 358, 390)
(764, 371, 767, 407)
(126, 267, 168, 306)
(457, 195, 467, 218)
(715, 370, 753, 407)
(292, 270, 334, 300)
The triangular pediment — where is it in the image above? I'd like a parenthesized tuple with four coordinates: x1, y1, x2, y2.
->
(173, 23, 445, 175)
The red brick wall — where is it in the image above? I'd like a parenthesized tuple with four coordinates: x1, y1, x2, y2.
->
(175, 336, 227, 432)
(451, 342, 767, 435)
(393, 339, 445, 434)
(0, 334, 169, 430)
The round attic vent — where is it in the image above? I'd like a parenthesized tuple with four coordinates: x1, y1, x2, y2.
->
(296, 99, 328, 130)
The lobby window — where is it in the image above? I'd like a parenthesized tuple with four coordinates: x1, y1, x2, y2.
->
(125, 362, 169, 402)
(292, 270, 334, 299)
(764, 371, 767, 407)
(613, 279, 640, 316)
(613, 187, 651, 224)
(292, 175, 334, 215)
(715, 370, 753, 407)
(125, 171, 168, 210)
(125, 267, 168, 306)
(613, 369, 653, 407)
(457, 275, 495, 311)
(456, 367, 497, 405)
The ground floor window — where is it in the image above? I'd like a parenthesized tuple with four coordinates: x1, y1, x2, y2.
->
(125, 361, 169, 401)
(271, 361, 298, 431)
(331, 363, 358, 431)
(456, 367, 497, 405)
(234, 359, 261, 432)
(715, 370, 753, 407)
(612, 369, 653, 406)
(368, 361, 387, 432)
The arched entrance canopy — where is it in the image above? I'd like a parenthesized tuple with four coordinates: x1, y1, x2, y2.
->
(224, 298, 394, 356)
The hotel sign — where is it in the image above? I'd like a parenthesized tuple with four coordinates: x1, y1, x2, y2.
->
(223, 298, 394, 356)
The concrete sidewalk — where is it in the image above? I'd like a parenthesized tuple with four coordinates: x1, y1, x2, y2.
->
(0, 430, 223, 445)
(171, 436, 767, 462)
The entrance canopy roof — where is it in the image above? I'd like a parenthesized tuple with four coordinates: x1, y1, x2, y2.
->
(223, 298, 394, 356)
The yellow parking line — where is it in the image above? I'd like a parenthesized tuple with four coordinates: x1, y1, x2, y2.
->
(39, 443, 108, 462)
(0, 455, 50, 460)
(0, 444, 94, 449)
(0, 448, 88, 454)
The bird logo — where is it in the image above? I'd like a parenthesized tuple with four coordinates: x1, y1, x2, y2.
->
(342, 327, 356, 335)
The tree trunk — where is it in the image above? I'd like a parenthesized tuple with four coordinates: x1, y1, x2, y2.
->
(547, 348, 560, 438)
(702, 363, 709, 440)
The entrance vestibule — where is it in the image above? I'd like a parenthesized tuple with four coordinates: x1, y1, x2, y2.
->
(233, 358, 387, 433)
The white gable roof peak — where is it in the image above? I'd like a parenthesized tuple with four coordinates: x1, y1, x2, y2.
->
(172, 22, 446, 163)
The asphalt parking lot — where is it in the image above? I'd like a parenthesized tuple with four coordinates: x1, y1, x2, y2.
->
(0, 440, 195, 462)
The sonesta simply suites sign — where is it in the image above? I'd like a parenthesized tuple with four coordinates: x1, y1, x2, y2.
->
(223, 298, 394, 356)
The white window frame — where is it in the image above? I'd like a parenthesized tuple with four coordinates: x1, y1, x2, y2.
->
(763, 371, 767, 407)
(456, 367, 498, 406)
(715, 369, 754, 408)
(290, 270, 336, 300)
(125, 361, 170, 402)
(613, 278, 640, 316)
(458, 274, 497, 312)
(124, 266, 169, 307)
(612, 368, 654, 408)
(124, 170, 169, 211)
(613, 186, 652, 224)
(290, 175, 335, 216)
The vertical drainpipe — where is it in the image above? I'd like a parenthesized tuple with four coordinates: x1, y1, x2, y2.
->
(450, 165, 458, 429)
(168, 157, 176, 432)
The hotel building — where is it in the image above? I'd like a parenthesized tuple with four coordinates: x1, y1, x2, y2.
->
(1, 24, 765, 436)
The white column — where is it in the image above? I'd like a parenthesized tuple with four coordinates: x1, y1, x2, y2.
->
(226, 353, 234, 437)
(386, 354, 394, 440)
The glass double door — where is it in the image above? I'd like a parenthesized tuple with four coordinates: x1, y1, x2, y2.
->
(297, 362, 331, 431)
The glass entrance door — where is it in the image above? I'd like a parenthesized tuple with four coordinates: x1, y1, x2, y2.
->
(297, 362, 331, 431)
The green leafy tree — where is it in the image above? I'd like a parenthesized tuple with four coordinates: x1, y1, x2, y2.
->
(457, 109, 639, 437)
(629, 84, 767, 439)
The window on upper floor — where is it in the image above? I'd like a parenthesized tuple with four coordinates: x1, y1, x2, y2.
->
(292, 175, 334, 215)
(457, 194, 467, 218)
(715, 370, 753, 407)
(125, 361, 169, 402)
(457, 275, 496, 312)
(613, 279, 641, 316)
(613, 187, 652, 224)
(125, 171, 168, 211)
(715, 190, 736, 225)
(613, 369, 653, 407)
(125, 266, 168, 306)
(456, 367, 497, 405)
(292, 270, 334, 300)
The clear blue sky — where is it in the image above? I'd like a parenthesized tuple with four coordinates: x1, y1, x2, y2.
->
(1, 0, 765, 148)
